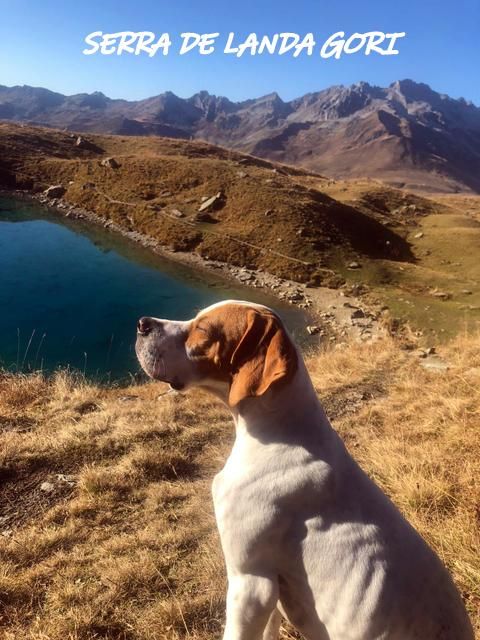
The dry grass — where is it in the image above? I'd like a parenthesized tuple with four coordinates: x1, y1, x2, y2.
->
(0, 335, 479, 639)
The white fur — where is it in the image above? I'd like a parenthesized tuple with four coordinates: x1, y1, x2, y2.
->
(137, 302, 473, 640)
(212, 348, 473, 640)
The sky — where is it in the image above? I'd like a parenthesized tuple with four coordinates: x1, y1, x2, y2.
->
(0, 0, 479, 104)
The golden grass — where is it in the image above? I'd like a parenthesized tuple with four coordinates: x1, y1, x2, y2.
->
(0, 335, 479, 639)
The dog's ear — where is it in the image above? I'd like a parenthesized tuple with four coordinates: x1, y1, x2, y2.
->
(228, 309, 297, 407)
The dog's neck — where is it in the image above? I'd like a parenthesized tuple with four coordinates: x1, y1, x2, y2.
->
(230, 356, 331, 446)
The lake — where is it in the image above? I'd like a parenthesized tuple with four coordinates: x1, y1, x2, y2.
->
(0, 197, 305, 381)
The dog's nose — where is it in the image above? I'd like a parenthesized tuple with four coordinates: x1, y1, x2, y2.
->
(137, 316, 155, 336)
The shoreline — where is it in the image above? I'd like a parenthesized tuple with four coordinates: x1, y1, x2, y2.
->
(1, 188, 385, 343)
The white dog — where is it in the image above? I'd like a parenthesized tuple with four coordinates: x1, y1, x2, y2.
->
(135, 300, 473, 640)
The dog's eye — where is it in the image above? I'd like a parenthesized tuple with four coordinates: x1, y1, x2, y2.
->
(196, 324, 208, 334)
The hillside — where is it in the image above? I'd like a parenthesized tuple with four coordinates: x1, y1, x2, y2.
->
(0, 334, 478, 638)
(2, 122, 480, 342)
(1, 80, 480, 193)
(0, 121, 414, 284)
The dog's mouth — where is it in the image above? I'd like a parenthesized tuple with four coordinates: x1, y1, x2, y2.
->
(148, 354, 185, 391)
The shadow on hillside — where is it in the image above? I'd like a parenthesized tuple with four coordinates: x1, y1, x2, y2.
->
(309, 190, 415, 262)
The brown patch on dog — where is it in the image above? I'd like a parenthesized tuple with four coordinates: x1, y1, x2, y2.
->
(186, 304, 297, 406)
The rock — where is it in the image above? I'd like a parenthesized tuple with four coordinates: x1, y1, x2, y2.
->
(461, 289, 473, 295)
(198, 192, 223, 212)
(306, 325, 322, 335)
(238, 272, 255, 282)
(236, 171, 248, 178)
(44, 185, 65, 198)
(432, 291, 452, 300)
(414, 232, 424, 239)
(56, 474, 76, 486)
(101, 156, 120, 169)
(75, 135, 94, 149)
(351, 309, 366, 319)
(288, 292, 303, 302)
(420, 356, 449, 372)
(296, 227, 309, 237)
(40, 481, 55, 493)
(348, 261, 362, 270)
(264, 209, 273, 217)
(170, 209, 185, 218)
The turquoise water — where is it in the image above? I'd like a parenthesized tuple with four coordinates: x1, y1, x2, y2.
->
(0, 197, 304, 381)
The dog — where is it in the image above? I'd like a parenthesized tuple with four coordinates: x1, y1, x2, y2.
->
(135, 300, 474, 640)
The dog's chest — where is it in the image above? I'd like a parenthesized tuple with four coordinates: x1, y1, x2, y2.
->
(212, 458, 287, 570)
(211, 439, 332, 573)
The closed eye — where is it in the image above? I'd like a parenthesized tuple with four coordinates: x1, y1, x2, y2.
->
(195, 323, 209, 334)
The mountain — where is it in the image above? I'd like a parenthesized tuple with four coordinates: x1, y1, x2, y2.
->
(1, 80, 480, 192)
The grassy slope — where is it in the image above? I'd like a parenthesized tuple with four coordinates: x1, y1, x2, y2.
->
(2, 123, 480, 341)
(299, 177, 480, 341)
(0, 123, 415, 283)
(0, 336, 479, 639)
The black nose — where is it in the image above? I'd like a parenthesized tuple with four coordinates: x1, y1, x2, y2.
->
(137, 316, 154, 336)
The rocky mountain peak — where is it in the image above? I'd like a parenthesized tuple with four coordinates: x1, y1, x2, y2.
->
(1, 81, 479, 191)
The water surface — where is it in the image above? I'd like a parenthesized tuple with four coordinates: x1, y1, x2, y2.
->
(0, 197, 304, 380)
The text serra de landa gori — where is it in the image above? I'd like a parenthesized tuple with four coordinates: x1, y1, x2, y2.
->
(83, 31, 406, 58)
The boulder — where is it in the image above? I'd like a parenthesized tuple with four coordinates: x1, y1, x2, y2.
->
(432, 291, 452, 300)
(75, 135, 89, 148)
(44, 185, 65, 198)
(348, 261, 362, 270)
(306, 325, 321, 335)
(198, 192, 224, 213)
(420, 356, 449, 372)
(75, 136, 101, 152)
(101, 156, 120, 169)
(287, 292, 304, 302)
(40, 481, 55, 493)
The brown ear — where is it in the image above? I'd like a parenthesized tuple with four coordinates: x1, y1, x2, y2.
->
(228, 309, 297, 407)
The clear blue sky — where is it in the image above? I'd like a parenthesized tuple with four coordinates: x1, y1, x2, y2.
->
(0, 0, 479, 104)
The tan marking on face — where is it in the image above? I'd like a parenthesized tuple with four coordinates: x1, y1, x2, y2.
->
(186, 303, 298, 406)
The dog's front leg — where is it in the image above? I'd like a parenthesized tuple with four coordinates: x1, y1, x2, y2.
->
(223, 573, 279, 640)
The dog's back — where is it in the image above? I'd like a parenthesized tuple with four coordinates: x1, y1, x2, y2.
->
(291, 438, 474, 640)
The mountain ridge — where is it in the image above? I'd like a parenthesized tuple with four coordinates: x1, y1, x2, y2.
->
(1, 80, 480, 192)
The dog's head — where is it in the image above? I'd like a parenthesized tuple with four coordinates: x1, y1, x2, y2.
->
(135, 301, 297, 407)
